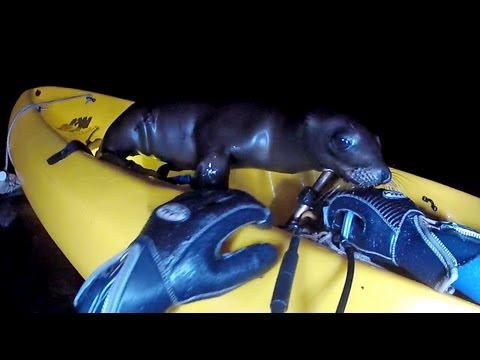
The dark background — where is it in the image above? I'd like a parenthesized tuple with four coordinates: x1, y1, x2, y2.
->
(1, 25, 478, 312)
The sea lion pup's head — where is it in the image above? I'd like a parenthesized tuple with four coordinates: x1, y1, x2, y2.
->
(303, 109, 391, 187)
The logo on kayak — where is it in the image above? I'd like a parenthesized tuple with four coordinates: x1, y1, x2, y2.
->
(382, 190, 407, 200)
(156, 203, 191, 222)
(58, 116, 93, 134)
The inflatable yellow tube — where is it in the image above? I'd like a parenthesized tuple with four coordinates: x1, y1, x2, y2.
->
(7, 86, 480, 312)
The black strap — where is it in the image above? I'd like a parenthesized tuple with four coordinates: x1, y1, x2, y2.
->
(47, 140, 93, 165)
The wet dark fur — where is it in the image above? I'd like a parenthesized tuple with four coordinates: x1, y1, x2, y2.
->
(98, 102, 391, 189)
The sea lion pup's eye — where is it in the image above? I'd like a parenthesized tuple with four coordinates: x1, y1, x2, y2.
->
(331, 132, 356, 151)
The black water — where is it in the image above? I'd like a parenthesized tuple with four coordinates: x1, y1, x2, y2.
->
(1, 59, 478, 312)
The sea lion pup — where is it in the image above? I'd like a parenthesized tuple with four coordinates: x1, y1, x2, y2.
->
(98, 102, 391, 189)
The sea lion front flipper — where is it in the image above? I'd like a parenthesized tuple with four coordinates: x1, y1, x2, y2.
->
(194, 150, 231, 190)
(157, 163, 173, 180)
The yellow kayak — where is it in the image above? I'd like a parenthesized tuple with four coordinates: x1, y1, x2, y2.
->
(7, 86, 480, 312)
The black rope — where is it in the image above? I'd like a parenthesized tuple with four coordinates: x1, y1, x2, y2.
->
(336, 245, 355, 313)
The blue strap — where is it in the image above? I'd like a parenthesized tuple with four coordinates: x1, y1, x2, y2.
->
(341, 211, 355, 242)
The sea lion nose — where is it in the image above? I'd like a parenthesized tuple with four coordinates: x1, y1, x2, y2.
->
(381, 168, 392, 184)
